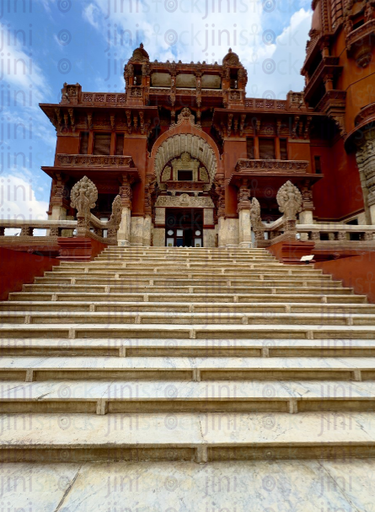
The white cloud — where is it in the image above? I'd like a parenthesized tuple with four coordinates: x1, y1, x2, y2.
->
(82, 0, 312, 98)
(83, 3, 100, 29)
(0, 174, 49, 222)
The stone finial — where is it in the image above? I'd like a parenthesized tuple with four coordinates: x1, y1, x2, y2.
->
(276, 181, 303, 221)
(70, 176, 98, 235)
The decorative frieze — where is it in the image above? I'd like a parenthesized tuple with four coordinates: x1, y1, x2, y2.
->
(236, 159, 309, 173)
(155, 194, 214, 208)
(57, 154, 134, 168)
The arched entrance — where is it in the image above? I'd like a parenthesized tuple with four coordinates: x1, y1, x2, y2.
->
(149, 109, 221, 247)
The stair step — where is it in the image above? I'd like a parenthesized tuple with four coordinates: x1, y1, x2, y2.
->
(0, 411, 373, 462)
(1, 379, 374, 414)
(8, 292, 367, 303)
(2, 300, 372, 314)
(2, 311, 372, 326)
(21, 284, 351, 295)
(0, 356, 374, 381)
(1, 323, 374, 339)
(2, 337, 375, 358)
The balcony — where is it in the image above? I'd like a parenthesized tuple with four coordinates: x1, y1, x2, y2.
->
(346, 19, 375, 54)
(304, 57, 342, 103)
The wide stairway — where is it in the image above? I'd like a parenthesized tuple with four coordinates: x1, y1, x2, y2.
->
(1, 246, 375, 509)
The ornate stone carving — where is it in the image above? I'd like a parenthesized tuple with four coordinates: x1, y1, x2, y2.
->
(235, 159, 309, 173)
(57, 154, 134, 168)
(237, 181, 250, 212)
(276, 181, 303, 221)
(70, 176, 98, 236)
(250, 197, 265, 240)
(107, 195, 122, 242)
(155, 194, 214, 208)
(119, 175, 133, 209)
(154, 134, 217, 186)
(355, 131, 375, 209)
(177, 107, 195, 126)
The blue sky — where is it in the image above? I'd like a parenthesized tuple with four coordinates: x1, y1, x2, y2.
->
(1, 0, 312, 220)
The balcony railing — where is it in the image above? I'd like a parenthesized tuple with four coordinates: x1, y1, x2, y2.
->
(236, 159, 309, 173)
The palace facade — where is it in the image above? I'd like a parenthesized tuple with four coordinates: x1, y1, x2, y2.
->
(40, 0, 375, 247)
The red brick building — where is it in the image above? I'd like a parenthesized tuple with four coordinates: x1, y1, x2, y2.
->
(40, 0, 375, 247)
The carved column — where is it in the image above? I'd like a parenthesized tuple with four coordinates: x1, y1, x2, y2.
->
(355, 129, 375, 224)
(237, 180, 252, 248)
(50, 173, 68, 221)
(143, 176, 154, 247)
(117, 175, 132, 246)
(215, 177, 226, 248)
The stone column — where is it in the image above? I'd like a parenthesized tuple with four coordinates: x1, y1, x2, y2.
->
(218, 217, 226, 248)
(143, 215, 152, 246)
(355, 129, 375, 225)
(215, 176, 226, 248)
(299, 180, 315, 241)
(118, 206, 131, 246)
(153, 207, 166, 246)
(237, 180, 252, 248)
(117, 175, 132, 246)
(143, 176, 154, 247)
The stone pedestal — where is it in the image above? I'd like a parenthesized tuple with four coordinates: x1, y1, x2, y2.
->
(238, 209, 252, 248)
(299, 210, 314, 241)
(203, 229, 216, 247)
(117, 207, 131, 246)
(130, 216, 144, 246)
(153, 227, 165, 247)
(225, 218, 239, 247)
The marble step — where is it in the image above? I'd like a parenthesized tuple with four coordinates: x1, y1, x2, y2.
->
(1, 311, 374, 326)
(2, 337, 375, 358)
(34, 273, 342, 288)
(1, 379, 374, 414)
(1, 322, 375, 340)
(21, 284, 352, 295)
(8, 291, 367, 303)
(0, 355, 374, 381)
(52, 267, 323, 277)
(4, 459, 375, 510)
(1, 411, 374, 462)
(2, 300, 372, 314)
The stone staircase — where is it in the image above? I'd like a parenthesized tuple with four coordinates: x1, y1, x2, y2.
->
(1, 246, 375, 508)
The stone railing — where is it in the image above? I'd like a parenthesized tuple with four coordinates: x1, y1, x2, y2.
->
(254, 221, 375, 248)
(236, 159, 309, 173)
(0, 176, 123, 247)
(0, 216, 117, 245)
(0, 219, 77, 238)
(57, 154, 134, 168)
(296, 223, 375, 242)
(244, 98, 287, 111)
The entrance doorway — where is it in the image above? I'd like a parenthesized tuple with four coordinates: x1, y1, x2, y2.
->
(165, 208, 203, 247)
